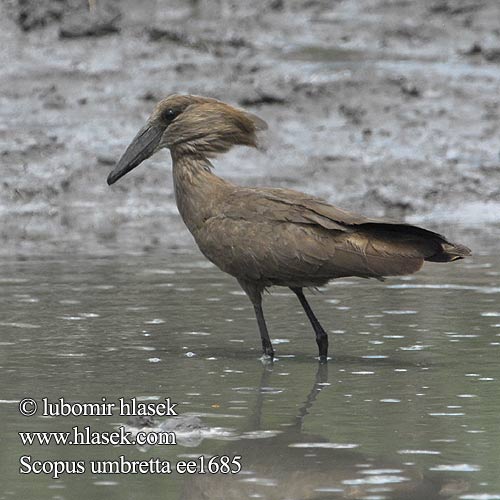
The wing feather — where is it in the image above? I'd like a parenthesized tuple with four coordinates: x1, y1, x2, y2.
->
(201, 186, 470, 283)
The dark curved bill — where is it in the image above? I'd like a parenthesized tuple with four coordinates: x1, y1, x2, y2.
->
(107, 123, 164, 185)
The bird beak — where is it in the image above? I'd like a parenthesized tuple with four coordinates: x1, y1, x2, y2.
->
(107, 123, 164, 185)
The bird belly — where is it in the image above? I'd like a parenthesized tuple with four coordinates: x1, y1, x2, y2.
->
(193, 220, 348, 287)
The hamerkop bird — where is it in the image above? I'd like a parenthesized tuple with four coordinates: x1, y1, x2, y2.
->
(107, 94, 470, 362)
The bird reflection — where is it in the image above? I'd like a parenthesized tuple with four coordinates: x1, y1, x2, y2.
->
(178, 364, 467, 500)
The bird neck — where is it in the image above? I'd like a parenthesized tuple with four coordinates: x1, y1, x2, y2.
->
(170, 151, 232, 233)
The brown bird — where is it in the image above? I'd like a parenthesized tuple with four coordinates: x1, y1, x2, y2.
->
(107, 94, 470, 362)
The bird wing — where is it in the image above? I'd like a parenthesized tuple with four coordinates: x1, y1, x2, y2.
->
(197, 186, 470, 285)
(218, 187, 442, 240)
(212, 187, 469, 266)
(218, 187, 368, 231)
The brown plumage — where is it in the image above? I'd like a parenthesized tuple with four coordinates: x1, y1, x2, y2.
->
(107, 94, 471, 362)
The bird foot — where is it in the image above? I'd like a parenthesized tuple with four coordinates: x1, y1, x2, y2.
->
(259, 353, 275, 365)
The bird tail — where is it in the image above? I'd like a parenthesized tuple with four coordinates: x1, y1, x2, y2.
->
(425, 242, 472, 262)
(358, 223, 472, 264)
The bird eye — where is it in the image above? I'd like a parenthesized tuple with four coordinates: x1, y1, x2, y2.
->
(162, 108, 178, 122)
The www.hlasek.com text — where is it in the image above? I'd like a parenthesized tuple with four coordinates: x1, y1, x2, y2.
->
(19, 425, 176, 446)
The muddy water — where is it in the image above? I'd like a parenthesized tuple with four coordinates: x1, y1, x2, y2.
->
(1, 252, 499, 500)
(3, 0, 500, 258)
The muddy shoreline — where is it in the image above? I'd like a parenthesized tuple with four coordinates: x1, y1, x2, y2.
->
(1, 0, 499, 257)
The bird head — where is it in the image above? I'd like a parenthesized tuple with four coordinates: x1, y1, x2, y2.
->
(107, 94, 267, 185)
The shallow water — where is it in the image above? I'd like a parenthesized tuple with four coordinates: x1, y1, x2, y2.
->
(1, 252, 499, 500)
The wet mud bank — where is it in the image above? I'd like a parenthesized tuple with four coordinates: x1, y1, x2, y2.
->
(1, 0, 499, 257)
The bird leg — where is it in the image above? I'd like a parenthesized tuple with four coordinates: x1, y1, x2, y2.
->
(253, 302, 275, 359)
(291, 287, 329, 362)
(238, 279, 274, 359)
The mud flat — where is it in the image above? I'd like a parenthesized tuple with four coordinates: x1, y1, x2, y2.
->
(1, 0, 499, 257)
